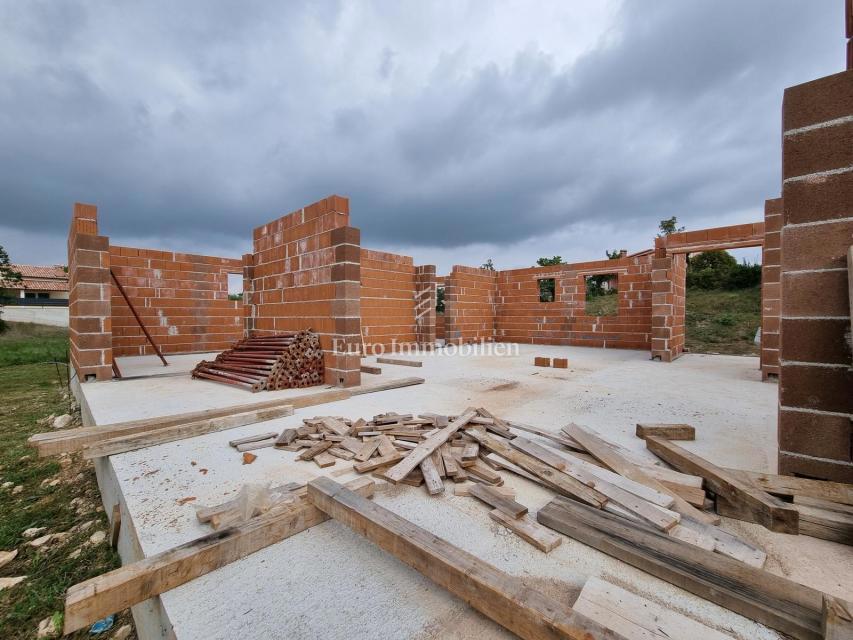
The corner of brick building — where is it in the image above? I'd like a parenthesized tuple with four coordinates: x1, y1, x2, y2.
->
(777, 67, 853, 482)
(67, 202, 113, 382)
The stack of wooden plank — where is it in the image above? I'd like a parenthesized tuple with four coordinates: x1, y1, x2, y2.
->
(192, 330, 324, 392)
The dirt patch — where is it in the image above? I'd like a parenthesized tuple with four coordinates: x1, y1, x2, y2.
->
(486, 381, 519, 392)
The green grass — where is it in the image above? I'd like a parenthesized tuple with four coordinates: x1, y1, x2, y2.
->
(685, 286, 761, 356)
(0, 355, 134, 637)
(585, 292, 618, 316)
(0, 323, 69, 368)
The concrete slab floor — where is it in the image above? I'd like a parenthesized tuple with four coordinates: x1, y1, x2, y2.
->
(77, 344, 853, 640)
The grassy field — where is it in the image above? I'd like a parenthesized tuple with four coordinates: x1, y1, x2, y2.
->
(0, 323, 135, 639)
(0, 322, 69, 368)
(586, 292, 618, 316)
(685, 286, 761, 356)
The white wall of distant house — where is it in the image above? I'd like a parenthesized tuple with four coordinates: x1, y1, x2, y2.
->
(1, 305, 69, 327)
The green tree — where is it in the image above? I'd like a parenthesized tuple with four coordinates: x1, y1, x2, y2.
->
(435, 286, 445, 313)
(605, 249, 622, 259)
(657, 216, 685, 237)
(0, 245, 21, 285)
(535, 256, 564, 267)
(481, 258, 495, 271)
(686, 250, 760, 290)
(0, 245, 22, 332)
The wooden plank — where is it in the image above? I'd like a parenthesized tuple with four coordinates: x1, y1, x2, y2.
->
(360, 365, 382, 374)
(83, 406, 294, 459)
(509, 437, 679, 532)
(383, 409, 477, 484)
(720, 497, 853, 546)
(466, 430, 607, 508)
(441, 446, 460, 477)
(469, 483, 527, 518)
(635, 423, 695, 441)
(235, 437, 276, 452)
(466, 458, 504, 485)
(795, 495, 853, 516)
(354, 438, 381, 462)
(376, 435, 397, 457)
(32, 402, 296, 457)
(476, 407, 513, 437)
(573, 577, 734, 640)
(297, 440, 334, 461)
(725, 469, 853, 506)
(645, 436, 798, 534)
(538, 496, 824, 640)
(319, 417, 350, 437)
(228, 432, 279, 447)
(313, 452, 337, 468)
(659, 480, 706, 507)
(306, 477, 617, 640)
(354, 451, 404, 473)
(489, 509, 561, 552)
(455, 483, 515, 498)
(328, 447, 356, 461)
(564, 423, 719, 526)
(823, 593, 853, 640)
(420, 456, 444, 495)
(676, 516, 766, 568)
(350, 376, 425, 394)
(375, 357, 422, 367)
(63, 478, 376, 635)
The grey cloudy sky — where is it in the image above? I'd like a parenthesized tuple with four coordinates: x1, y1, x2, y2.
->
(0, 1, 845, 273)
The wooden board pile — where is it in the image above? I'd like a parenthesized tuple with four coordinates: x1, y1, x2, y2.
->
(192, 331, 324, 392)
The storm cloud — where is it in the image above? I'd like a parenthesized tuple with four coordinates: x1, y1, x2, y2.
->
(0, 0, 844, 271)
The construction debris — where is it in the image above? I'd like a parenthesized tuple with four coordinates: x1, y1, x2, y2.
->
(192, 331, 324, 392)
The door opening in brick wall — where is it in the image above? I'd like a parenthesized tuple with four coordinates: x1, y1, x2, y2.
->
(684, 248, 762, 357)
(584, 274, 618, 316)
(227, 273, 243, 301)
(538, 278, 555, 303)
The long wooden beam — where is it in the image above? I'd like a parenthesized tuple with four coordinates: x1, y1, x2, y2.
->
(563, 423, 719, 525)
(538, 496, 824, 640)
(83, 405, 295, 458)
(645, 436, 798, 534)
(62, 477, 375, 635)
(29, 376, 424, 457)
(306, 477, 624, 640)
(725, 469, 853, 507)
(383, 408, 477, 483)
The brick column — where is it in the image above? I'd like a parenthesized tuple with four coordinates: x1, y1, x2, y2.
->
(242, 252, 255, 337)
(327, 226, 362, 387)
(777, 69, 853, 482)
(414, 264, 436, 348)
(650, 253, 686, 362)
(760, 198, 782, 380)
(67, 202, 112, 382)
(443, 266, 497, 344)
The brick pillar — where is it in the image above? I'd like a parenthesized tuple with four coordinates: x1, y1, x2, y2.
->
(242, 252, 255, 337)
(327, 226, 362, 387)
(414, 264, 436, 348)
(760, 198, 782, 380)
(650, 253, 686, 362)
(777, 69, 853, 482)
(67, 202, 112, 382)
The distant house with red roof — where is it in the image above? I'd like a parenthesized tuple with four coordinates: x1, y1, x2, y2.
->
(1, 264, 69, 303)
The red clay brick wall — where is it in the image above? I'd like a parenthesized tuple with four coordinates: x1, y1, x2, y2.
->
(650, 253, 687, 361)
(249, 195, 361, 387)
(761, 198, 783, 380)
(496, 256, 653, 349)
(360, 248, 417, 349)
(67, 203, 113, 382)
(109, 247, 243, 357)
(414, 264, 436, 347)
(778, 69, 853, 482)
(444, 266, 497, 343)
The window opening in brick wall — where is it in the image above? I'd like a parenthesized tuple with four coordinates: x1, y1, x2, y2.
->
(227, 273, 243, 301)
(538, 278, 555, 303)
(585, 274, 618, 316)
(436, 285, 445, 313)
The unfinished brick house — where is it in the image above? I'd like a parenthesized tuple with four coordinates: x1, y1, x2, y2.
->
(66, 9, 853, 481)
